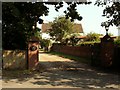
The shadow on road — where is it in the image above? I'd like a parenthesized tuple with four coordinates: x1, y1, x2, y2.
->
(2, 51, 120, 89)
(31, 60, 120, 89)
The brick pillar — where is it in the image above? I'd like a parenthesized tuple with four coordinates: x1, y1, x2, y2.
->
(28, 37, 39, 70)
(100, 35, 114, 67)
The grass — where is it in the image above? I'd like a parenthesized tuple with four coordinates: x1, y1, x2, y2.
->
(46, 51, 91, 64)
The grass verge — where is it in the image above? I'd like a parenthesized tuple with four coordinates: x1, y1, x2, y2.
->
(46, 51, 91, 64)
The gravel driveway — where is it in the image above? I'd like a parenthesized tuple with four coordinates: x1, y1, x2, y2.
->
(2, 51, 120, 89)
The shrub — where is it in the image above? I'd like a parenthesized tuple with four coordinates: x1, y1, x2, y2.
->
(114, 40, 120, 46)
(85, 32, 101, 42)
(62, 33, 81, 46)
(40, 39, 51, 51)
(114, 36, 120, 46)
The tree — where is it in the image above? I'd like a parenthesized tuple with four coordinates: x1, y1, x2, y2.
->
(2, 1, 93, 49)
(49, 16, 74, 43)
(63, 33, 81, 46)
(2, 2, 48, 49)
(95, 0, 120, 27)
(40, 39, 51, 51)
(46, 1, 91, 21)
(85, 32, 102, 41)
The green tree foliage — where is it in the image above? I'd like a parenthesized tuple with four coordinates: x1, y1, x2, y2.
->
(34, 28, 41, 38)
(2, 2, 48, 49)
(47, 1, 91, 21)
(40, 39, 51, 51)
(63, 33, 81, 46)
(64, 2, 83, 22)
(95, 0, 120, 27)
(2, 2, 92, 50)
(108, 33, 113, 36)
(49, 16, 74, 43)
(85, 32, 102, 41)
(114, 39, 120, 46)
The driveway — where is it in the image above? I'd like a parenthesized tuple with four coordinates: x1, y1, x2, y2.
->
(2, 51, 120, 89)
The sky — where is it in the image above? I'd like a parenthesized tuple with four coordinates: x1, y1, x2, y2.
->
(37, 0, 119, 36)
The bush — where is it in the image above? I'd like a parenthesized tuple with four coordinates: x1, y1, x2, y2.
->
(85, 32, 101, 42)
(40, 39, 51, 51)
(62, 33, 81, 46)
(114, 40, 120, 46)
(114, 36, 120, 46)
(77, 41, 100, 47)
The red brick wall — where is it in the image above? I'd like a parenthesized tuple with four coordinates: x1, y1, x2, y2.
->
(51, 44, 92, 58)
(28, 42, 39, 70)
(51, 43, 120, 67)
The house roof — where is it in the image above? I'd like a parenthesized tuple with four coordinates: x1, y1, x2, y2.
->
(41, 23, 52, 32)
(72, 23, 83, 33)
(76, 36, 87, 39)
(41, 23, 84, 33)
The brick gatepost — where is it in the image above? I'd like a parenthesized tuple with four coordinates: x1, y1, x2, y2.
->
(100, 34, 114, 67)
(27, 36, 39, 70)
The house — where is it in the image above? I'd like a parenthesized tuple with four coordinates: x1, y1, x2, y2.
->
(72, 23, 84, 34)
(41, 23, 84, 39)
(41, 23, 52, 33)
